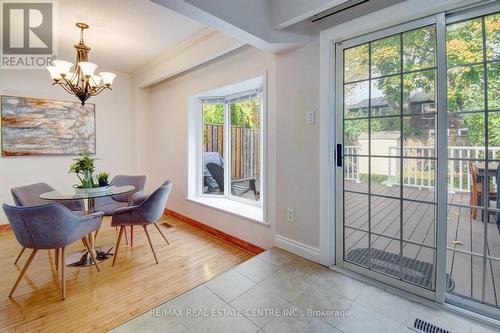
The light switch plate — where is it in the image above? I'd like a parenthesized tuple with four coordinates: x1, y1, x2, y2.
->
(306, 111, 315, 124)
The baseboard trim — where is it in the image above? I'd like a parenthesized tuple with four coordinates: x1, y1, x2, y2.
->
(275, 235, 320, 263)
(164, 209, 265, 255)
(0, 224, 12, 233)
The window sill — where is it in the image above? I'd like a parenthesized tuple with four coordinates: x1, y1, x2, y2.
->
(186, 196, 267, 225)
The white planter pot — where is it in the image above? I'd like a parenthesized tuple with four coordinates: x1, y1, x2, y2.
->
(74, 186, 110, 196)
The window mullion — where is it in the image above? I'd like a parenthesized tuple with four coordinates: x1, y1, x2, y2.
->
(223, 102, 231, 198)
(435, 12, 448, 304)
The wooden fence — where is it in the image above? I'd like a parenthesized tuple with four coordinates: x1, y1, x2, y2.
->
(203, 124, 260, 180)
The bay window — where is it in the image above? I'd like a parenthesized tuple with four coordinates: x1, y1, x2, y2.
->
(188, 76, 265, 221)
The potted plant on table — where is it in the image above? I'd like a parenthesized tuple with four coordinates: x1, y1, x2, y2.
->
(97, 171, 110, 187)
(69, 151, 111, 194)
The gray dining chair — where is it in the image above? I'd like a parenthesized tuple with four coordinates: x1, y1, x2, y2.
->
(11, 183, 85, 266)
(3, 203, 103, 300)
(111, 180, 172, 265)
(94, 175, 146, 245)
(94, 175, 146, 215)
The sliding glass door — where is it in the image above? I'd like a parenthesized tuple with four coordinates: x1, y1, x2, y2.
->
(335, 5, 499, 316)
(336, 16, 441, 300)
(445, 10, 500, 316)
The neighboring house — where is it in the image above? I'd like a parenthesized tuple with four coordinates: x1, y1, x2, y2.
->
(346, 91, 468, 145)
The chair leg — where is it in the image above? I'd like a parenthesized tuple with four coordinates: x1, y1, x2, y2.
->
(94, 228, 99, 241)
(130, 226, 134, 247)
(112, 227, 124, 266)
(143, 225, 159, 264)
(153, 223, 169, 245)
(10, 249, 37, 297)
(14, 247, 26, 265)
(61, 247, 66, 300)
(124, 226, 129, 245)
(470, 190, 478, 220)
(82, 237, 100, 272)
(55, 248, 59, 271)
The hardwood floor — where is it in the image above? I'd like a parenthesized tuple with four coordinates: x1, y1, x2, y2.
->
(0, 216, 253, 332)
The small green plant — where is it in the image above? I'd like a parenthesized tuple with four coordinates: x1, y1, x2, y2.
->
(69, 151, 96, 188)
(97, 171, 110, 187)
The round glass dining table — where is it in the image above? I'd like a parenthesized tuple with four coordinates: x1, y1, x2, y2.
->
(40, 185, 135, 267)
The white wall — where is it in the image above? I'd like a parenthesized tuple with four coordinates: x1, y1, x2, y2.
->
(0, 35, 322, 254)
(0, 68, 136, 222)
(146, 46, 276, 248)
(140, 38, 321, 251)
(275, 37, 320, 249)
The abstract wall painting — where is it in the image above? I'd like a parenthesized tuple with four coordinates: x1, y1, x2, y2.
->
(1, 95, 96, 156)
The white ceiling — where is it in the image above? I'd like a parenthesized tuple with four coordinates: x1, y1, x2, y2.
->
(55, 0, 205, 74)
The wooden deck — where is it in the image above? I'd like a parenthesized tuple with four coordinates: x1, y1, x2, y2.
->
(344, 180, 500, 308)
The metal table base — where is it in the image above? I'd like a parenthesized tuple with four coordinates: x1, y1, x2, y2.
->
(66, 197, 111, 268)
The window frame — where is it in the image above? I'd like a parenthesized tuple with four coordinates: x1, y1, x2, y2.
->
(198, 87, 264, 209)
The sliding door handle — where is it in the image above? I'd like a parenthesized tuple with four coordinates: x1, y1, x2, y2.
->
(336, 144, 343, 167)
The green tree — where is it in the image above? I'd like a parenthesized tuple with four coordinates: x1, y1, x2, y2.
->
(202, 104, 224, 125)
(343, 13, 499, 146)
(230, 98, 260, 128)
(202, 98, 260, 129)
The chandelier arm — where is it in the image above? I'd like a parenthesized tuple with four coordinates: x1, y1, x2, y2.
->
(89, 85, 108, 96)
(60, 76, 80, 95)
(56, 82, 77, 95)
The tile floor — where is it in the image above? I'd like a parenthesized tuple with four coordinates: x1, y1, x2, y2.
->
(112, 248, 498, 333)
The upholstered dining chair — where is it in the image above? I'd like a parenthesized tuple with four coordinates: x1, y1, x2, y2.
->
(94, 175, 146, 215)
(94, 175, 146, 244)
(11, 183, 85, 266)
(111, 180, 172, 265)
(3, 203, 103, 300)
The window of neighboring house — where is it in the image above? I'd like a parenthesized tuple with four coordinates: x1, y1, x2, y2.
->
(197, 81, 264, 211)
(372, 106, 389, 116)
(421, 102, 436, 113)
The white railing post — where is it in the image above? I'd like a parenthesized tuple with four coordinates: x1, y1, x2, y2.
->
(344, 146, 361, 182)
(449, 148, 455, 193)
(343, 145, 498, 193)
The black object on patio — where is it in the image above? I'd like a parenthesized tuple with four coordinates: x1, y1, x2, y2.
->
(206, 162, 258, 200)
(346, 248, 455, 292)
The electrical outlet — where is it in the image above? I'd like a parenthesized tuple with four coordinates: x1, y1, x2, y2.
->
(287, 208, 295, 222)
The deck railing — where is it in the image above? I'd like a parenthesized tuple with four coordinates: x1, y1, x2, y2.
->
(344, 145, 499, 192)
(344, 146, 360, 181)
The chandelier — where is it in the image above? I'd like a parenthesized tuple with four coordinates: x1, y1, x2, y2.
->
(47, 23, 115, 105)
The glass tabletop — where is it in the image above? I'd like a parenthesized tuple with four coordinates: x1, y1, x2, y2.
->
(40, 185, 135, 200)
